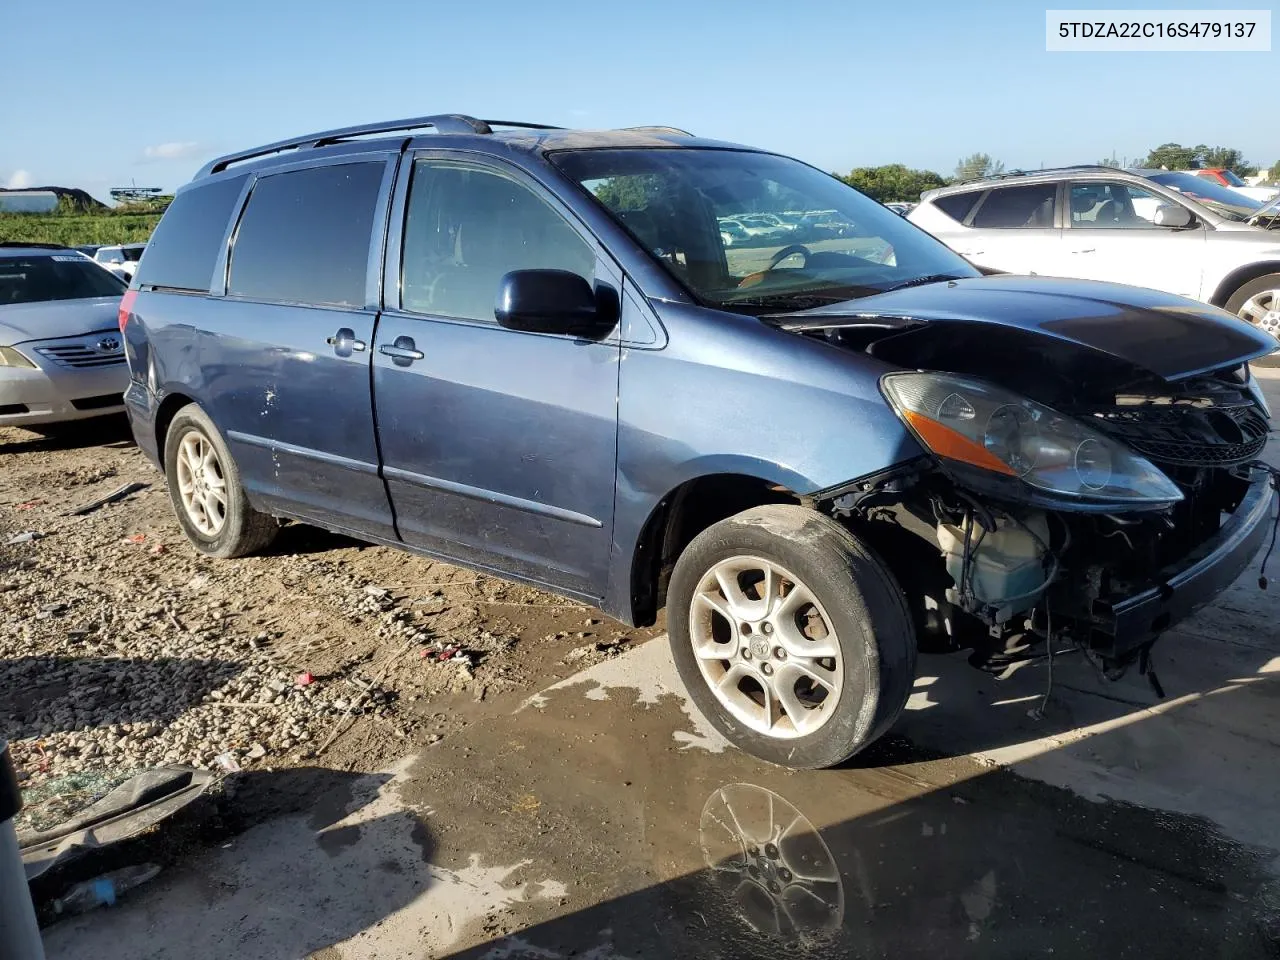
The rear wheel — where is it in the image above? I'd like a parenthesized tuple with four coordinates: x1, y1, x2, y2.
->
(163, 404, 277, 558)
(667, 505, 916, 769)
(1226, 274, 1280, 365)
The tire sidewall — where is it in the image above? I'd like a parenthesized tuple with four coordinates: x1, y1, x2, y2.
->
(667, 508, 913, 769)
(163, 404, 254, 559)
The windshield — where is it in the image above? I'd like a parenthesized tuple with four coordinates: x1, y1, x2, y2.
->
(1145, 171, 1264, 221)
(1216, 170, 1247, 187)
(0, 254, 126, 305)
(553, 148, 978, 310)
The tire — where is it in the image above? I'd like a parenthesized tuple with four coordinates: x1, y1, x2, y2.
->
(1225, 273, 1280, 366)
(667, 504, 916, 769)
(163, 403, 278, 558)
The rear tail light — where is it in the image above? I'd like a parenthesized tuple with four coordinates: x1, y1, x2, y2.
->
(118, 289, 138, 332)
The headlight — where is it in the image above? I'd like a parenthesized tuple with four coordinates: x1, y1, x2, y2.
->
(0, 346, 35, 369)
(881, 371, 1184, 506)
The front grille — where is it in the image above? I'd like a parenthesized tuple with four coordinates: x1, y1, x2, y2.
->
(1088, 398, 1270, 467)
(70, 393, 123, 411)
(33, 336, 124, 369)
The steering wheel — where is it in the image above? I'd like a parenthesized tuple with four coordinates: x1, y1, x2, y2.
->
(737, 243, 813, 288)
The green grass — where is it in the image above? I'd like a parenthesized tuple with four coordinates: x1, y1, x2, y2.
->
(0, 210, 163, 246)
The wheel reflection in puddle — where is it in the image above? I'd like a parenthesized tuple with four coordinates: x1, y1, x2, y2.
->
(698, 782, 844, 939)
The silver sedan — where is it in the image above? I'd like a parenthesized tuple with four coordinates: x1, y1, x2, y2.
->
(0, 246, 130, 428)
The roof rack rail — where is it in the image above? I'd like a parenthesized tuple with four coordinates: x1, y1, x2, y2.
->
(958, 164, 1119, 185)
(616, 125, 695, 136)
(194, 114, 563, 178)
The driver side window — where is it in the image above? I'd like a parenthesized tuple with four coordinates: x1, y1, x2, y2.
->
(401, 160, 596, 322)
(1069, 183, 1165, 229)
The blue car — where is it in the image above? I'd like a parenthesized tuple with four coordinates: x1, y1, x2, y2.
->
(121, 115, 1278, 768)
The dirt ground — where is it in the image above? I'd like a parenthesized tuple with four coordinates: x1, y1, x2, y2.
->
(0, 415, 660, 828)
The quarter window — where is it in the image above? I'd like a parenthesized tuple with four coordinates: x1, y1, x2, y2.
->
(228, 162, 383, 307)
(401, 160, 595, 322)
(970, 184, 1057, 229)
(933, 191, 983, 223)
(135, 175, 247, 292)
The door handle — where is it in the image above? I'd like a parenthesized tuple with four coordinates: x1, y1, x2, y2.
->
(326, 328, 367, 357)
(1071, 248, 1096, 254)
(379, 336, 424, 366)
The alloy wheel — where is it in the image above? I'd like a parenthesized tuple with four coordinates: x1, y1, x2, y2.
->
(689, 555, 843, 738)
(175, 431, 228, 536)
(1238, 288, 1280, 337)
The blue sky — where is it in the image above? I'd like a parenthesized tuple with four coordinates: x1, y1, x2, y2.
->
(3, 0, 1273, 202)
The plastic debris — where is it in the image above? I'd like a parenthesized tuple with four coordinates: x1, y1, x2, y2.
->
(16, 500, 43, 510)
(213, 753, 241, 773)
(121, 534, 146, 545)
(65, 480, 149, 517)
(52, 863, 161, 916)
(149, 543, 165, 555)
(436, 646, 459, 662)
(295, 671, 315, 686)
(6, 531, 43, 545)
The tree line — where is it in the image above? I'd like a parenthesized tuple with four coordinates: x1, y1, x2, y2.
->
(841, 144, 1278, 203)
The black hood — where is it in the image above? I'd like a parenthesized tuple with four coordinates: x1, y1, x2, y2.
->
(776, 275, 1277, 382)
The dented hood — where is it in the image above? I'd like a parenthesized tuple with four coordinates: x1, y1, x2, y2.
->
(777, 275, 1278, 381)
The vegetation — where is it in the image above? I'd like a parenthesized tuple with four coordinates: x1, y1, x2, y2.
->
(954, 153, 1004, 182)
(0, 193, 166, 246)
(840, 164, 947, 203)
(1140, 142, 1254, 176)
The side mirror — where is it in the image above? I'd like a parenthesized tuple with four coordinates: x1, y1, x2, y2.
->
(1154, 203, 1193, 229)
(494, 269, 617, 338)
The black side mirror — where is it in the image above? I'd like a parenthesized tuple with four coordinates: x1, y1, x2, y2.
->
(494, 269, 617, 338)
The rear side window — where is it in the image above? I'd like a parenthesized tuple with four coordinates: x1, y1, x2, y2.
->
(0, 256, 125, 304)
(970, 184, 1057, 228)
(933, 191, 982, 223)
(228, 162, 383, 308)
(135, 174, 247, 291)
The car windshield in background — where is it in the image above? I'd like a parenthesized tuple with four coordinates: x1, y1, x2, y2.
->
(122, 246, 145, 261)
(1146, 171, 1264, 221)
(554, 148, 978, 310)
(0, 255, 126, 305)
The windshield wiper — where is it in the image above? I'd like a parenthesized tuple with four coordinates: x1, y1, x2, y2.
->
(882, 274, 964, 292)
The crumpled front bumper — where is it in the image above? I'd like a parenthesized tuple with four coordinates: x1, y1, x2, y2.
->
(1091, 469, 1276, 655)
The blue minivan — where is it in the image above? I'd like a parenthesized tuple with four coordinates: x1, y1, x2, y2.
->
(121, 115, 1277, 767)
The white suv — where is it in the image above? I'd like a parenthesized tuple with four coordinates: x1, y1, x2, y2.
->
(93, 243, 147, 280)
(909, 167, 1280, 345)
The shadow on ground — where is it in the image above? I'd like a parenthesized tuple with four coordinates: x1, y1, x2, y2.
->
(0, 414, 134, 454)
(1, 655, 245, 740)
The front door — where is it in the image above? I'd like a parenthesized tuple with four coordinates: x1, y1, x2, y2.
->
(206, 157, 397, 540)
(373, 155, 621, 599)
(1062, 181, 1206, 298)
(962, 182, 1063, 275)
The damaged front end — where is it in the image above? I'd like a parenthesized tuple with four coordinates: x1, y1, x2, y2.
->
(784, 280, 1280, 683)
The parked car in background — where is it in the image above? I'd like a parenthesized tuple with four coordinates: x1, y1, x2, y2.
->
(75, 244, 103, 259)
(0, 243, 129, 428)
(1191, 168, 1280, 203)
(122, 116, 1276, 769)
(909, 166, 1280, 345)
(718, 218, 749, 247)
(94, 243, 147, 280)
(883, 201, 913, 217)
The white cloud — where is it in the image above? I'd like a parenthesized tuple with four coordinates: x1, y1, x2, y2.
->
(4, 170, 33, 189)
(141, 141, 201, 162)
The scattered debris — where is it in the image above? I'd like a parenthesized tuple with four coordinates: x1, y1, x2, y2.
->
(149, 543, 165, 555)
(120, 534, 146, 545)
(6, 530, 43, 545)
(246, 743, 267, 760)
(16, 500, 43, 510)
(51, 863, 161, 916)
(295, 671, 315, 686)
(64, 481, 149, 517)
(363, 585, 389, 598)
(213, 754, 241, 773)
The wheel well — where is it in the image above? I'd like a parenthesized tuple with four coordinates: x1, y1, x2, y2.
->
(1209, 261, 1280, 308)
(153, 392, 195, 467)
(630, 474, 803, 626)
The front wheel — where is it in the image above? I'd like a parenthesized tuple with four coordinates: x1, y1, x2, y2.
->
(667, 505, 916, 769)
(1226, 274, 1280, 365)
(163, 403, 278, 558)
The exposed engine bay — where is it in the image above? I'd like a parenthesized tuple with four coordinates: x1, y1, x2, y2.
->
(778, 289, 1280, 692)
